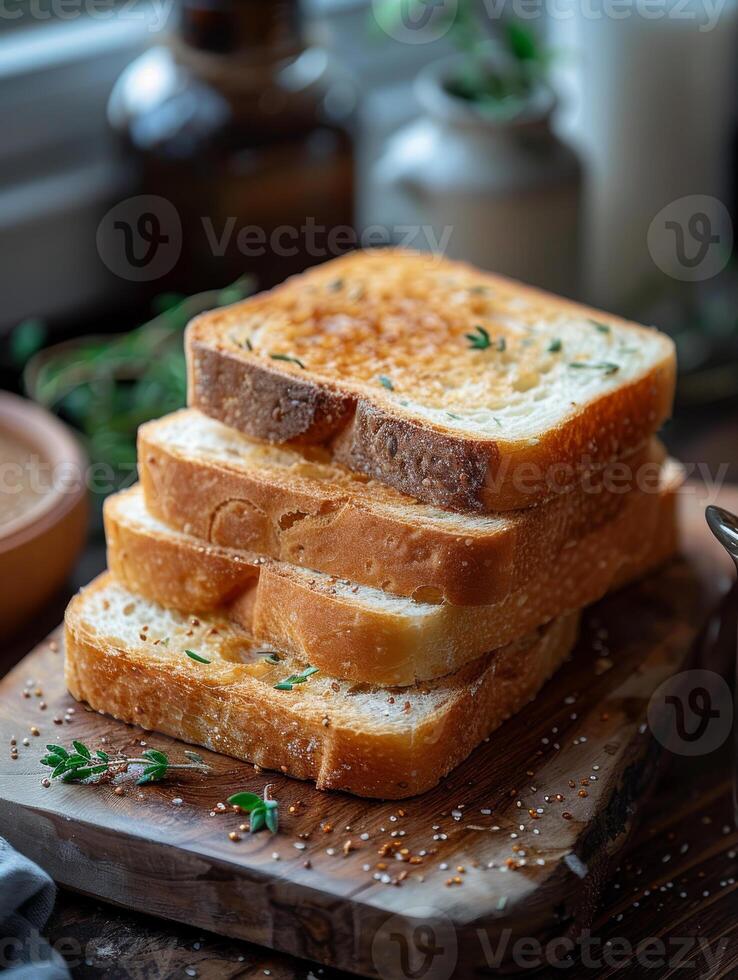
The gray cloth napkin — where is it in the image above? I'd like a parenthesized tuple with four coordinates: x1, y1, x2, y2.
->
(0, 839, 69, 978)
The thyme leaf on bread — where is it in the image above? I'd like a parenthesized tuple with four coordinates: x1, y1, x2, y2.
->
(568, 361, 620, 376)
(270, 353, 306, 369)
(547, 338, 562, 353)
(228, 784, 279, 834)
(185, 649, 211, 664)
(589, 319, 611, 334)
(465, 326, 505, 352)
(40, 741, 210, 785)
(378, 375, 394, 390)
(465, 325, 491, 350)
(274, 665, 320, 691)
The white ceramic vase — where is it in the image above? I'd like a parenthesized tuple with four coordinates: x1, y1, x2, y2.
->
(374, 55, 582, 297)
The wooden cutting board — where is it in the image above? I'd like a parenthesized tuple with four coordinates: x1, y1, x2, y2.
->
(0, 489, 734, 979)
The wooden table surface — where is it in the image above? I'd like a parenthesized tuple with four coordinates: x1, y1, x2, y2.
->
(42, 748, 737, 979)
(2, 513, 737, 980)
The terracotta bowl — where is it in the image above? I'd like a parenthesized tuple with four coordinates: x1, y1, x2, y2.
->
(0, 392, 88, 640)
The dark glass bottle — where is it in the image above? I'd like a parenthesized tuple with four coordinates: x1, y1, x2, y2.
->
(108, 0, 356, 293)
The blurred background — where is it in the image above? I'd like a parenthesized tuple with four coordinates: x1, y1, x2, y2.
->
(0, 0, 737, 640)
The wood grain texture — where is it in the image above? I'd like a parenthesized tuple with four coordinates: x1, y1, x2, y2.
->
(0, 488, 735, 978)
(42, 750, 738, 979)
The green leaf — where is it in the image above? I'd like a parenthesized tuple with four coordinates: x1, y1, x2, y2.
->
(265, 805, 279, 834)
(589, 319, 611, 333)
(378, 375, 394, 391)
(507, 23, 539, 63)
(227, 792, 262, 812)
(47, 744, 68, 757)
(73, 741, 91, 760)
(52, 760, 70, 779)
(547, 339, 562, 353)
(270, 353, 306, 369)
(569, 361, 620, 375)
(68, 767, 92, 781)
(185, 650, 211, 664)
(465, 326, 491, 351)
(10, 318, 46, 367)
(249, 808, 267, 833)
(274, 665, 319, 690)
(137, 764, 166, 785)
(96, 750, 110, 762)
(143, 749, 169, 765)
(184, 751, 204, 764)
(90, 765, 109, 776)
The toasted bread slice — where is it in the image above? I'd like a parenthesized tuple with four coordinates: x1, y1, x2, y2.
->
(138, 410, 667, 607)
(64, 573, 579, 798)
(106, 463, 678, 686)
(186, 249, 676, 512)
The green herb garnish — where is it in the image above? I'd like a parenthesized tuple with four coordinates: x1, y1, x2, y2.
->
(185, 650, 211, 664)
(228, 785, 279, 834)
(589, 319, 611, 334)
(330, 278, 344, 291)
(569, 362, 620, 376)
(270, 353, 306, 369)
(465, 326, 491, 350)
(378, 375, 394, 390)
(23, 279, 252, 499)
(40, 742, 210, 785)
(547, 339, 562, 353)
(496, 337, 506, 352)
(244, 337, 254, 351)
(274, 665, 320, 691)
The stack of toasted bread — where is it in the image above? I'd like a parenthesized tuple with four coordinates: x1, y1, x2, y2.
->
(64, 250, 679, 798)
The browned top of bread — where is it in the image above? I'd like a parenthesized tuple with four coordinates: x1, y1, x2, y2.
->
(186, 250, 676, 511)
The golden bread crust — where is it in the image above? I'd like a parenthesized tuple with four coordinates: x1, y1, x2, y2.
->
(138, 411, 666, 606)
(64, 574, 579, 798)
(186, 249, 676, 511)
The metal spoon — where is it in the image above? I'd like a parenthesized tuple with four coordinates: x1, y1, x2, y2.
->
(707, 506, 738, 565)
(705, 505, 738, 824)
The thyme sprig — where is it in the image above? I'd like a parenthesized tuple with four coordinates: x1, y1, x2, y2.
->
(228, 784, 279, 833)
(274, 665, 319, 691)
(40, 741, 210, 785)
